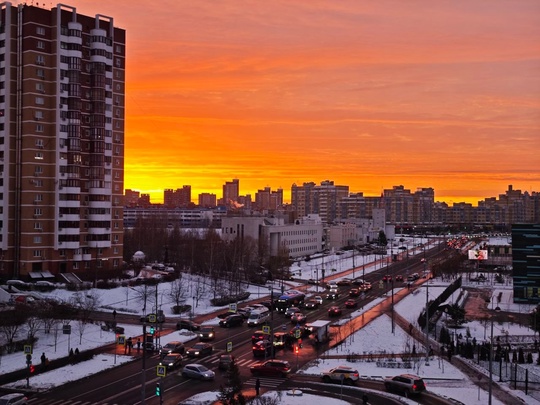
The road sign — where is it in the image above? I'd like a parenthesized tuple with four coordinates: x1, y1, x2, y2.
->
(229, 303, 237, 312)
(24, 345, 32, 355)
(63, 324, 71, 335)
(118, 335, 126, 345)
(156, 365, 166, 377)
(294, 329, 301, 339)
(148, 313, 157, 323)
(262, 325, 270, 334)
(226, 341, 233, 353)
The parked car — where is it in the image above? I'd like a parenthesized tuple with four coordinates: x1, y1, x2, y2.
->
(251, 330, 267, 344)
(186, 342, 213, 358)
(159, 341, 185, 356)
(250, 359, 291, 377)
(328, 306, 342, 317)
(303, 299, 320, 309)
(0, 393, 28, 405)
(284, 306, 301, 318)
(198, 326, 215, 341)
(181, 363, 215, 380)
(345, 299, 358, 309)
(321, 366, 359, 385)
(176, 319, 201, 331)
(159, 353, 183, 370)
(290, 312, 307, 324)
(384, 374, 426, 396)
(252, 340, 273, 357)
(348, 288, 360, 297)
(219, 314, 244, 328)
(218, 354, 235, 371)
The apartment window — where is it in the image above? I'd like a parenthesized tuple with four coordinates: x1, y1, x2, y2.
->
(36, 26, 45, 35)
(59, 249, 65, 256)
(73, 262, 79, 270)
(33, 250, 42, 257)
(33, 223, 42, 230)
(35, 194, 43, 202)
(35, 111, 43, 120)
(114, 234, 119, 242)
(36, 55, 45, 65)
(34, 208, 42, 216)
(35, 152, 43, 160)
(113, 247, 118, 254)
(34, 166, 43, 174)
(37, 68, 45, 78)
(35, 139, 44, 148)
(36, 83, 45, 93)
(33, 236, 42, 244)
(34, 179, 43, 187)
(37, 40, 45, 49)
(35, 96, 44, 105)
(36, 124, 44, 133)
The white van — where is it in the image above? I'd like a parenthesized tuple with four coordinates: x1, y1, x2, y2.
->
(247, 308, 270, 326)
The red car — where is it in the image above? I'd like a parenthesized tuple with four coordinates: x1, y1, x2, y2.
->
(349, 288, 360, 297)
(383, 275, 392, 282)
(328, 306, 342, 317)
(345, 299, 358, 309)
(250, 359, 291, 377)
(395, 275, 404, 282)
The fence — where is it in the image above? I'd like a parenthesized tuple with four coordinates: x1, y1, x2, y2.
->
(478, 359, 540, 401)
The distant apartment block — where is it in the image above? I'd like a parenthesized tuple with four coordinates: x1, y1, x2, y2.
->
(0, 3, 125, 280)
(164, 186, 191, 208)
(198, 193, 217, 208)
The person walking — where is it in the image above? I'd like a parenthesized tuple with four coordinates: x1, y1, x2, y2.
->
(137, 338, 141, 353)
(255, 378, 261, 396)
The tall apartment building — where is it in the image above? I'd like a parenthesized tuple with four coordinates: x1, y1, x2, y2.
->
(254, 187, 283, 211)
(164, 186, 191, 208)
(291, 180, 348, 224)
(221, 178, 239, 206)
(198, 192, 216, 208)
(0, 3, 125, 279)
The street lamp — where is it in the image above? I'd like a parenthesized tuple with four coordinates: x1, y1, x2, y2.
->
(423, 257, 429, 365)
(268, 285, 275, 358)
(485, 297, 501, 405)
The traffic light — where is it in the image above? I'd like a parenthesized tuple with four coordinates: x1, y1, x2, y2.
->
(294, 345, 299, 354)
(155, 382, 161, 396)
(29, 364, 35, 373)
(149, 326, 155, 335)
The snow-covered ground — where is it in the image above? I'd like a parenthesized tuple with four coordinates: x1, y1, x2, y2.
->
(2, 235, 534, 405)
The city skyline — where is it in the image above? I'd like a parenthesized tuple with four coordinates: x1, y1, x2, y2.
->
(60, 0, 540, 205)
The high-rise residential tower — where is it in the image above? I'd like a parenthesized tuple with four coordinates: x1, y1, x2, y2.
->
(0, 3, 125, 279)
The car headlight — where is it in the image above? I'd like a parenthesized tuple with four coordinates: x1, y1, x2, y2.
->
(194, 351, 199, 355)
(209, 333, 214, 337)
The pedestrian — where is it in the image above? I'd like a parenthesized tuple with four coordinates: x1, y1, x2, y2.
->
(127, 337, 133, 354)
(41, 352, 47, 370)
(255, 377, 261, 396)
(362, 392, 369, 404)
(412, 344, 416, 355)
(137, 338, 141, 353)
(69, 348, 74, 364)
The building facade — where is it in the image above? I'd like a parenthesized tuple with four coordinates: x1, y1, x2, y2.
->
(0, 3, 125, 279)
(512, 223, 540, 303)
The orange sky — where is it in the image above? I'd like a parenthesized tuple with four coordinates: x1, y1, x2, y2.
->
(55, 1, 540, 205)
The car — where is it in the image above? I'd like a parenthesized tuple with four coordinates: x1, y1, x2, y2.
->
(336, 278, 352, 286)
(360, 282, 372, 291)
(250, 359, 291, 377)
(395, 275, 404, 282)
(284, 306, 301, 318)
(345, 299, 358, 309)
(219, 314, 244, 328)
(326, 291, 339, 300)
(289, 325, 313, 340)
(407, 273, 420, 282)
(35, 280, 56, 291)
(321, 365, 360, 385)
(259, 300, 274, 310)
(159, 353, 183, 369)
(236, 308, 251, 319)
(0, 393, 28, 405)
(352, 278, 366, 286)
(252, 340, 273, 357)
(198, 326, 215, 341)
(384, 374, 426, 396)
(314, 295, 323, 305)
(307, 278, 320, 285)
(159, 341, 185, 356)
(272, 332, 288, 348)
(251, 330, 267, 344)
(383, 275, 392, 283)
(303, 299, 320, 309)
(349, 288, 360, 297)
(328, 306, 342, 317)
(290, 312, 307, 324)
(186, 342, 213, 358)
(327, 283, 339, 290)
(176, 319, 201, 331)
(181, 363, 215, 380)
(218, 354, 235, 371)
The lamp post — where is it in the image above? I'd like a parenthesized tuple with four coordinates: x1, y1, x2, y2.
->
(269, 285, 275, 358)
(485, 297, 501, 405)
(423, 257, 429, 365)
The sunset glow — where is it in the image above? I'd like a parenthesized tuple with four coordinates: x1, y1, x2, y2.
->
(60, 1, 540, 204)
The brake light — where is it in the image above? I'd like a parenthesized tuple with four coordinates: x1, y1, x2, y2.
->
(353, 372, 359, 377)
(413, 384, 417, 390)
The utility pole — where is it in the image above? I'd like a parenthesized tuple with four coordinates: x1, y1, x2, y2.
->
(141, 324, 146, 404)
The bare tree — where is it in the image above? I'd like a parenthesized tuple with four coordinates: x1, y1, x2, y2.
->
(132, 284, 155, 315)
(70, 291, 101, 345)
(25, 316, 43, 343)
(168, 277, 188, 310)
(0, 306, 31, 353)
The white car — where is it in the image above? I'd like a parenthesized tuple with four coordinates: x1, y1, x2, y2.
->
(181, 363, 215, 380)
(0, 393, 28, 405)
(314, 296, 323, 305)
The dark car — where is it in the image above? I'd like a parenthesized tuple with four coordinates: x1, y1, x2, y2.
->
(198, 326, 215, 341)
(290, 312, 307, 324)
(251, 330, 267, 344)
(219, 314, 244, 328)
(284, 306, 301, 318)
(176, 319, 201, 331)
(159, 353, 183, 370)
(384, 374, 426, 396)
(345, 299, 358, 309)
(383, 274, 392, 283)
(395, 275, 404, 282)
(326, 291, 339, 300)
(303, 299, 320, 309)
(328, 306, 342, 317)
(336, 278, 352, 286)
(348, 288, 360, 297)
(159, 341, 185, 356)
(186, 342, 213, 358)
(250, 359, 291, 377)
(218, 354, 235, 371)
(252, 340, 273, 357)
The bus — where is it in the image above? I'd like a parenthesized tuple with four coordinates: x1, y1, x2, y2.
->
(275, 290, 306, 313)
